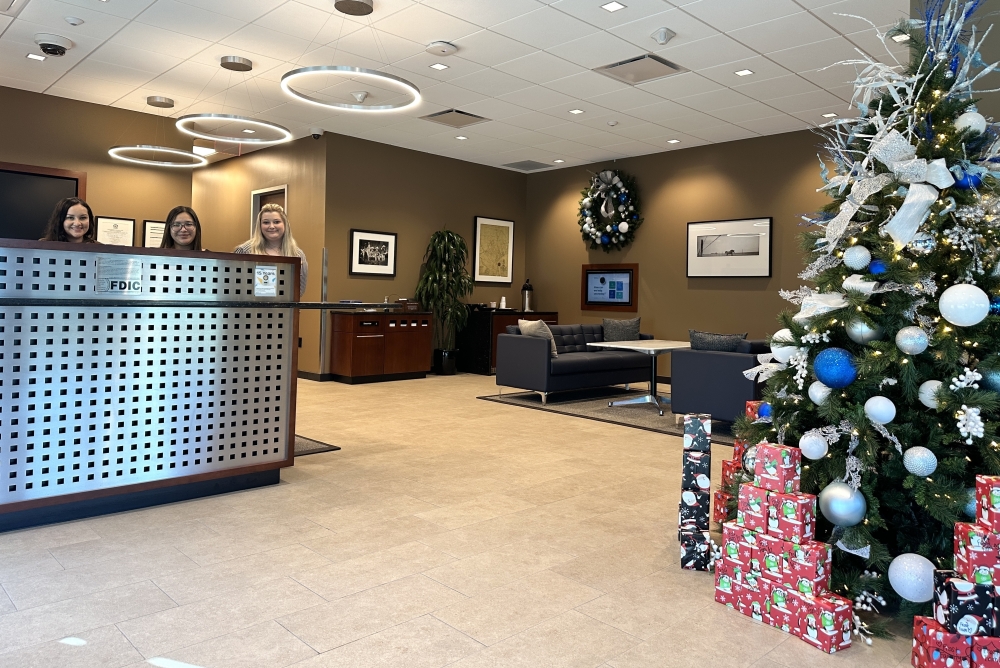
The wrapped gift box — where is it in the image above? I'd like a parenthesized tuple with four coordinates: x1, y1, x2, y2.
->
(682, 451, 712, 492)
(934, 569, 958, 628)
(757, 534, 786, 583)
(717, 555, 745, 585)
(935, 572, 996, 636)
(734, 438, 750, 463)
(680, 530, 712, 571)
(746, 401, 764, 420)
(737, 483, 768, 534)
(787, 541, 831, 593)
(683, 414, 711, 452)
(978, 476, 1000, 531)
(799, 593, 853, 654)
(741, 585, 772, 625)
(753, 443, 802, 494)
(715, 566, 739, 607)
(913, 616, 974, 667)
(972, 636, 1000, 665)
(679, 490, 711, 535)
(722, 459, 743, 487)
(766, 492, 817, 543)
(713, 490, 735, 524)
(955, 522, 1000, 585)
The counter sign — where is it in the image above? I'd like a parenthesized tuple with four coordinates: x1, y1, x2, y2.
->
(254, 265, 277, 297)
(95, 257, 142, 293)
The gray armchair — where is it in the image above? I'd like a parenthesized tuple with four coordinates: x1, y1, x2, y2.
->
(668, 340, 768, 422)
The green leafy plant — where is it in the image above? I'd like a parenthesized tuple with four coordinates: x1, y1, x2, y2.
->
(415, 229, 474, 350)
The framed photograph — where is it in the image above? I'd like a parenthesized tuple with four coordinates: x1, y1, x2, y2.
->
(473, 216, 514, 284)
(96, 216, 135, 246)
(143, 220, 166, 248)
(687, 217, 772, 278)
(349, 229, 397, 276)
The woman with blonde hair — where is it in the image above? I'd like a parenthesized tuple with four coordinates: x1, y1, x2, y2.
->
(234, 203, 307, 296)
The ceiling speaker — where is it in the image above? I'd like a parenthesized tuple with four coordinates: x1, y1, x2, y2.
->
(335, 0, 373, 16)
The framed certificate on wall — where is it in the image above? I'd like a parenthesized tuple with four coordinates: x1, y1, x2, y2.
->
(96, 217, 135, 246)
(143, 220, 166, 248)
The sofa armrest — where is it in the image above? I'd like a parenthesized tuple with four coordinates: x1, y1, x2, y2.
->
(496, 334, 551, 392)
(670, 348, 761, 422)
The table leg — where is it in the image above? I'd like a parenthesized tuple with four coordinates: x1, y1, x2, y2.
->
(607, 354, 670, 415)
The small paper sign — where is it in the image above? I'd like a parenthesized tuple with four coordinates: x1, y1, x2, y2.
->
(254, 265, 277, 297)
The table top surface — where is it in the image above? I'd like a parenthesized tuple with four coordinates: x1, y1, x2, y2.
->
(588, 339, 691, 354)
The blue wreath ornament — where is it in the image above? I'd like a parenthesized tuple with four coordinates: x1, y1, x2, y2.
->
(578, 169, 643, 252)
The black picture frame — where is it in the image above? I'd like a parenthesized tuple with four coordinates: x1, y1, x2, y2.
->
(686, 217, 773, 278)
(349, 228, 397, 277)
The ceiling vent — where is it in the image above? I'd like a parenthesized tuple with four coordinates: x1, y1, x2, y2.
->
(421, 109, 490, 129)
(502, 160, 553, 172)
(594, 54, 686, 85)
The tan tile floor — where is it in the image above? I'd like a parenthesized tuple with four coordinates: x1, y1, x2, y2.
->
(0, 374, 912, 667)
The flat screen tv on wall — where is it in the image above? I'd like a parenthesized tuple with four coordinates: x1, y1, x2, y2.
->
(0, 163, 86, 241)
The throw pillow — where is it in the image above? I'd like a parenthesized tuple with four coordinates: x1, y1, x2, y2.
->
(689, 330, 748, 352)
(518, 319, 557, 358)
(603, 317, 640, 342)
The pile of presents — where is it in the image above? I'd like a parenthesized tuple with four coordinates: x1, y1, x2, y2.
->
(912, 475, 1000, 666)
(711, 402, 853, 653)
(679, 414, 714, 571)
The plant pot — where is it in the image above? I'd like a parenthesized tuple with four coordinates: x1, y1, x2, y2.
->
(434, 349, 458, 376)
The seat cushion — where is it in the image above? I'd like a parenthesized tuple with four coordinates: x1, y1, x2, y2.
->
(549, 324, 604, 354)
(549, 350, 649, 375)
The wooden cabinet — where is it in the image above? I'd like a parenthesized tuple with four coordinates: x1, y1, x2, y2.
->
(328, 312, 433, 383)
(456, 307, 558, 375)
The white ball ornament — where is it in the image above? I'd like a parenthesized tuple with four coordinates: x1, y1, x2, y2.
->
(819, 481, 867, 526)
(808, 381, 831, 406)
(939, 284, 991, 327)
(606, 225, 612, 232)
(918, 380, 942, 409)
(888, 553, 936, 602)
(864, 396, 896, 424)
(956, 111, 988, 135)
(618, 221, 629, 234)
(903, 446, 938, 476)
(846, 319, 884, 344)
(770, 328, 798, 364)
(895, 326, 929, 355)
(842, 245, 872, 271)
(798, 432, 829, 460)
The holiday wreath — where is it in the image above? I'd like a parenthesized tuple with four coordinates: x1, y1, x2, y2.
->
(578, 169, 643, 252)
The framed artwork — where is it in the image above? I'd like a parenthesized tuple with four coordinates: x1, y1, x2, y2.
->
(473, 216, 514, 284)
(96, 216, 135, 246)
(687, 217, 772, 278)
(349, 228, 397, 276)
(143, 220, 166, 248)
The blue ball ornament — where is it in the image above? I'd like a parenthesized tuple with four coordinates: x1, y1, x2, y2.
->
(814, 347, 858, 389)
(618, 192, 627, 203)
(612, 225, 619, 232)
(757, 402, 772, 418)
(965, 488, 978, 518)
(990, 297, 1000, 316)
(955, 171, 983, 189)
(600, 234, 610, 245)
(868, 259, 888, 275)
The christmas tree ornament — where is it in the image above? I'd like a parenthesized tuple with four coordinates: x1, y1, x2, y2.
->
(918, 380, 943, 408)
(887, 553, 935, 602)
(808, 380, 832, 405)
(741, 445, 758, 476)
(799, 431, 829, 460)
(842, 245, 872, 270)
(757, 402, 773, 418)
(846, 319, 884, 344)
(981, 369, 1000, 392)
(867, 259, 888, 275)
(954, 170, 984, 189)
(618, 221, 628, 233)
(903, 446, 938, 476)
(770, 328, 798, 364)
(813, 348, 857, 388)
(864, 396, 896, 424)
(895, 326, 929, 355)
(819, 481, 867, 526)
(990, 296, 1000, 315)
(843, 274, 878, 295)
(907, 232, 937, 255)
(939, 283, 991, 326)
(956, 110, 988, 134)
(965, 488, 978, 517)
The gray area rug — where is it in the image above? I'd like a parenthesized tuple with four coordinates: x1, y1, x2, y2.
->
(478, 386, 736, 444)
(294, 435, 341, 456)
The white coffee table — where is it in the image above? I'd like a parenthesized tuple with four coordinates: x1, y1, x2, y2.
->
(588, 339, 691, 416)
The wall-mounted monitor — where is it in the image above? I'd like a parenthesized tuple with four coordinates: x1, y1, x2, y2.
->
(581, 263, 639, 312)
(0, 161, 86, 241)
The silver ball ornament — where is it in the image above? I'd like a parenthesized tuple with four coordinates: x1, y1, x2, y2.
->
(770, 328, 797, 364)
(918, 380, 942, 408)
(888, 553, 935, 602)
(903, 446, 938, 476)
(939, 284, 991, 327)
(956, 111, 988, 135)
(965, 488, 978, 518)
(819, 481, 867, 526)
(618, 221, 629, 234)
(982, 370, 1000, 393)
(908, 232, 936, 255)
(843, 245, 872, 271)
(798, 432, 829, 460)
(864, 395, 896, 424)
(846, 320, 884, 344)
(606, 225, 612, 233)
(741, 445, 758, 476)
(808, 381, 831, 406)
(895, 326, 929, 355)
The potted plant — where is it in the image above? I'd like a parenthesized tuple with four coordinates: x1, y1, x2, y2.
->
(415, 229, 474, 375)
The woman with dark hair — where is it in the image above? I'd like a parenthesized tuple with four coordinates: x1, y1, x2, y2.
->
(160, 206, 203, 251)
(41, 197, 97, 243)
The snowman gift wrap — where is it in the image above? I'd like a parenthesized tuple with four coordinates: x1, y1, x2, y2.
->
(976, 475, 1000, 529)
(954, 522, 1000, 584)
(681, 450, 712, 492)
(935, 573, 997, 637)
(753, 443, 802, 494)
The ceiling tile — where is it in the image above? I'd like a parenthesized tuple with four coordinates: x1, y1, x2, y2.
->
(503, 110, 566, 131)
(57, 0, 157, 20)
(110, 22, 213, 60)
(493, 51, 586, 84)
(736, 114, 811, 135)
(660, 113, 730, 133)
(48, 85, 124, 106)
(767, 36, 862, 72)
(498, 84, 576, 110)
(252, 2, 337, 41)
(453, 30, 536, 67)
(636, 71, 721, 98)
(576, 111, 647, 131)
(174, 0, 285, 22)
(614, 121, 674, 141)
(506, 127, 562, 146)
(708, 101, 788, 123)
(88, 42, 182, 75)
(682, 0, 802, 32)
(450, 68, 534, 96)
(656, 33, 757, 70)
(19, 0, 129, 40)
(766, 88, 845, 113)
(729, 12, 839, 53)
(587, 85, 666, 111)
(419, 0, 546, 28)
(797, 64, 859, 90)
(220, 24, 313, 62)
(51, 72, 136, 99)
(190, 46, 285, 79)
(626, 99, 698, 122)
(135, 0, 242, 42)
(844, 27, 910, 66)
(452, 97, 529, 120)
(545, 70, 627, 98)
(470, 121, 531, 139)
(600, 140, 663, 157)
(491, 6, 599, 50)
(541, 121, 611, 141)
(812, 0, 910, 35)
(698, 55, 793, 88)
(392, 53, 487, 82)
(68, 59, 157, 88)
(331, 28, 426, 65)
(674, 87, 755, 112)
(609, 8, 718, 51)
(420, 82, 489, 108)
(0, 72, 55, 93)
(733, 74, 822, 102)
(550, 0, 683, 29)
(373, 4, 482, 45)
(688, 123, 759, 142)
(0, 15, 10, 34)
(134, 60, 221, 98)
(546, 30, 645, 70)
(266, 102, 339, 124)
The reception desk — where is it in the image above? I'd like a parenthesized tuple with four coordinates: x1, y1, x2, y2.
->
(0, 239, 300, 530)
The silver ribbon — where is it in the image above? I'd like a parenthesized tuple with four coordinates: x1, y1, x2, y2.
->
(820, 174, 894, 252)
(882, 183, 938, 247)
(590, 170, 621, 219)
(870, 420, 904, 454)
(792, 291, 849, 324)
(836, 540, 872, 559)
(743, 353, 785, 383)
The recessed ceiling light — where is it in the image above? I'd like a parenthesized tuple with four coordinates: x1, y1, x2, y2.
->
(26, 53, 45, 61)
(242, 129, 256, 134)
(891, 33, 910, 43)
(553, 159, 564, 163)
(601, 1, 626, 12)
(666, 139, 680, 144)
(734, 69, 754, 77)
(429, 63, 449, 71)
(192, 146, 217, 157)
(821, 112, 837, 118)
(455, 135, 467, 140)
(569, 109, 584, 115)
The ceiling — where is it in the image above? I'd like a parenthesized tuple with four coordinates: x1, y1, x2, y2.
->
(0, 0, 911, 171)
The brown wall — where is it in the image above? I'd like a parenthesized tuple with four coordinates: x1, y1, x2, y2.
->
(524, 130, 829, 373)
(0, 86, 192, 240)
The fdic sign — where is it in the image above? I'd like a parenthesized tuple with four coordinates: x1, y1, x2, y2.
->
(95, 257, 142, 294)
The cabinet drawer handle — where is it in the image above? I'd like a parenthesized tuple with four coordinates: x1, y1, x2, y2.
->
(356, 334, 384, 338)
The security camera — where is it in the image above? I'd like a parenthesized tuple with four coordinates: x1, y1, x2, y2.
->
(34, 34, 73, 57)
(309, 127, 323, 140)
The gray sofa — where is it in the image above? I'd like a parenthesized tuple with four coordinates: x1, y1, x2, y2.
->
(495, 324, 652, 402)
(669, 340, 768, 422)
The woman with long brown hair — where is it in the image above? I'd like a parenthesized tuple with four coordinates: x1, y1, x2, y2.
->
(160, 206, 204, 251)
(234, 203, 307, 296)
(41, 197, 97, 243)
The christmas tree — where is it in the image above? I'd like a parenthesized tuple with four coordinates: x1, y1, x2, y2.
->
(734, 0, 1000, 622)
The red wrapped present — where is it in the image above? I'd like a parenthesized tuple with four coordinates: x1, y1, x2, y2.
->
(722, 459, 743, 487)
(955, 522, 1000, 585)
(740, 584, 771, 625)
(746, 401, 764, 419)
(734, 438, 750, 462)
(713, 489, 735, 524)
(787, 540, 832, 593)
(913, 616, 974, 667)
(753, 443, 802, 494)
(757, 533, 786, 583)
(977, 476, 1000, 531)
(716, 565, 739, 607)
(972, 636, 1000, 665)
(737, 483, 768, 534)
(766, 491, 816, 543)
(799, 592, 852, 654)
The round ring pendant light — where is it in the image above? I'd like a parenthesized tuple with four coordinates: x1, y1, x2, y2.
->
(175, 114, 293, 145)
(280, 66, 420, 112)
(108, 145, 208, 168)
